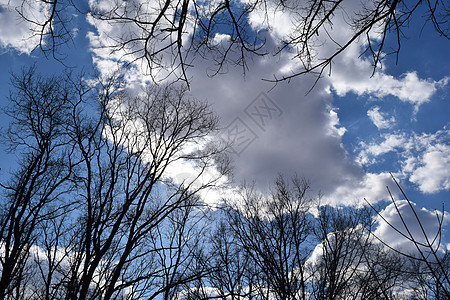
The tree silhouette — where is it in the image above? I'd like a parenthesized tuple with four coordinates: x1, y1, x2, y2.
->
(0, 67, 227, 299)
(6, 0, 449, 84)
(366, 174, 449, 299)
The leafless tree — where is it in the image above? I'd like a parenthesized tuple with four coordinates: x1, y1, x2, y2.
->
(0, 66, 76, 299)
(366, 174, 450, 300)
(0, 67, 228, 299)
(59, 76, 226, 300)
(202, 176, 417, 300)
(7, 0, 449, 84)
(309, 205, 406, 300)
(80, 0, 450, 85)
(206, 175, 315, 300)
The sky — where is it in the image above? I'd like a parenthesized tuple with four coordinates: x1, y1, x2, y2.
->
(0, 0, 449, 252)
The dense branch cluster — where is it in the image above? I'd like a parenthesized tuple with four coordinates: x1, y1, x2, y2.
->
(8, 0, 450, 83)
(0, 68, 226, 299)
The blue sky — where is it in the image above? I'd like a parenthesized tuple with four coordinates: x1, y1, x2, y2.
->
(0, 0, 449, 251)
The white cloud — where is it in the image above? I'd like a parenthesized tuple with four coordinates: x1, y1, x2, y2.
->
(367, 106, 396, 130)
(322, 172, 395, 207)
(327, 108, 347, 137)
(356, 129, 450, 194)
(244, 0, 450, 113)
(409, 144, 450, 193)
(210, 33, 231, 46)
(246, 0, 295, 42)
(357, 133, 406, 165)
(0, 0, 51, 54)
(374, 200, 450, 255)
(309, 7, 450, 114)
(331, 70, 449, 112)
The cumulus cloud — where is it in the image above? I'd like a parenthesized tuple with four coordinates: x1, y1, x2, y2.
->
(246, 0, 296, 41)
(302, 6, 450, 114)
(374, 200, 450, 255)
(188, 56, 409, 208)
(367, 106, 396, 130)
(84, 0, 449, 208)
(331, 70, 449, 112)
(85, 0, 367, 206)
(322, 172, 395, 206)
(210, 33, 231, 46)
(0, 0, 50, 54)
(357, 133, 407, 165)
(328, 108, 347, 137)
(188, 55, 367, 205)
(409, 144, 450, 193)
(356, 129, 450, 194)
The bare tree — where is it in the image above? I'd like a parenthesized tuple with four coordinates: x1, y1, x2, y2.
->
(0, 67, 228, 299)
(0, 67, 76, 299)
(207, 175, 315, 300)
(58, 77, 226, 300)
(203, 210, 257, 300)
(7, 0, 449, 84)
(366, 174, 450, 299)
(83, 0, 450, 85)
(309, 205, 406, 300)
(203, 176, 416, 300)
